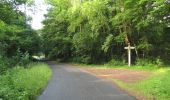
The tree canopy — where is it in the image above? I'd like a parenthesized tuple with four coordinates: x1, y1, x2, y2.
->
(0, 0, 169, 65)
(0, 0, 42, 72)
(42, 0, 170, 64)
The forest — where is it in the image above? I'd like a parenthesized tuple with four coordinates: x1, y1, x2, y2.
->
(42, 0, 170, 65)
(0, 0, 170, 99)
(1, 0, 169, 68)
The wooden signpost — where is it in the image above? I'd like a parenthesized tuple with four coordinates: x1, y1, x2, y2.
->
(124, 43, 135, 67)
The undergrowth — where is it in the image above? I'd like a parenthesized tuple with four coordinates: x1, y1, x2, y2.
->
(0, 63, 52, 100)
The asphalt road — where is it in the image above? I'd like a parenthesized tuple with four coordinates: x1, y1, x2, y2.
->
(37, 62, 136, 100)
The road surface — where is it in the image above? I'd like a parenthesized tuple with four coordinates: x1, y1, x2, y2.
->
(37, 62, 136, 100)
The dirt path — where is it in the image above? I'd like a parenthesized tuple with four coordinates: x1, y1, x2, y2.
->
(83, 68, 153, 83)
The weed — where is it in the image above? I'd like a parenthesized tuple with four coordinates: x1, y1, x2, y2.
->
(0, 63, 52, 100)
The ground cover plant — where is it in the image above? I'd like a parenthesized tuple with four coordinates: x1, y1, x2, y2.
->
(131, 70, 170, 100)
(0, 63, 52, 100)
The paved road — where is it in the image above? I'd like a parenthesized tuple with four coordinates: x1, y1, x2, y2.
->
(37, 62, 136, 100)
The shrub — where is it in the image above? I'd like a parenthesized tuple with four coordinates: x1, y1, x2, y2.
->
(107, 59, 126, 66)
(19, 51, 30, 66)
(155, 57, 164, 67)
(71, 55, 91, 64)
(135, 58, 164, 67)
(135, 58, 154, 66)
(0, 63, 52, 100)
(80, 55, 91, 64)
(0, 48, 37, 75)
(70, 57, 82, 63)
(11, 49, 31, 66)
(0, 56, 8, 74)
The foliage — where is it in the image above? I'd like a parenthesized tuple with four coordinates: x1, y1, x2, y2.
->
(71, 55, 92, 64)
(0, 63, 52, 100)
(107, 58, 126, 66)
(42, 0, 170, 64)
(0, 1, 51, 99)
(135, 57, 164, 67)
(135, 58, 155, 67)
(102, 34, 114, 53)
(0, 48, 32, 75)
(10, 49, 31, 66)
(0, 0, 42, 73)
(0, 0, 41, 55)
(0, 56, 8, 74)
(42, 0, 71, 60)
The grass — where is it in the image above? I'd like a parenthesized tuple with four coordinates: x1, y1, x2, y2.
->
(0, 63, 52, 100)
(111, 69, 170, 100)
(71, 63, 161, 71)
(132, 70, 170, 100)
(72, 63, 170, 100)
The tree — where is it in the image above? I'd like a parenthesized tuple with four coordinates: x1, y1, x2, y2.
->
(0, 0, 41, 68)
(42, 0, 170, 64)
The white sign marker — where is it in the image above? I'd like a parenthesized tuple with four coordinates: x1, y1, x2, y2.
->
(124, 43, 135, 67)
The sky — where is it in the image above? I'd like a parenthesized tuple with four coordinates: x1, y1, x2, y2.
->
(18, 0, 48, 30)
(30, 0, 48, 30)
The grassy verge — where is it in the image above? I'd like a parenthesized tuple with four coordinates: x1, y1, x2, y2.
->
(111, 70, 170, 100)
(0, 63, 52, 100)
(73, 63, 170, 100)
(71, 63, 161, 71)
(132, 70, 170, 100)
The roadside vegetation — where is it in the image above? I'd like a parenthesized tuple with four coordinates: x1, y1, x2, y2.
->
(0, 63, 51, 100)
(132, 70, 170, 100)
(0, 1, 51, 100)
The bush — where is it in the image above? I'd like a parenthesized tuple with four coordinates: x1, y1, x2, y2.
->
(107, 59, 126, 66)
(0, 63, 52, 100)
(10, 49, 31, 67)
(19, 52, 30, 66)
(0, 56, 8, 74)
(80, 55, 91, 64)
(0, 43, 9, 74)
(135, 58, 154, 66)
(135, 58, 164, 67)
(71, 56, 91, 64)
(0, 42, 8, 56)
(0, 49, 31, 73)
(155, 57, 164, 67)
